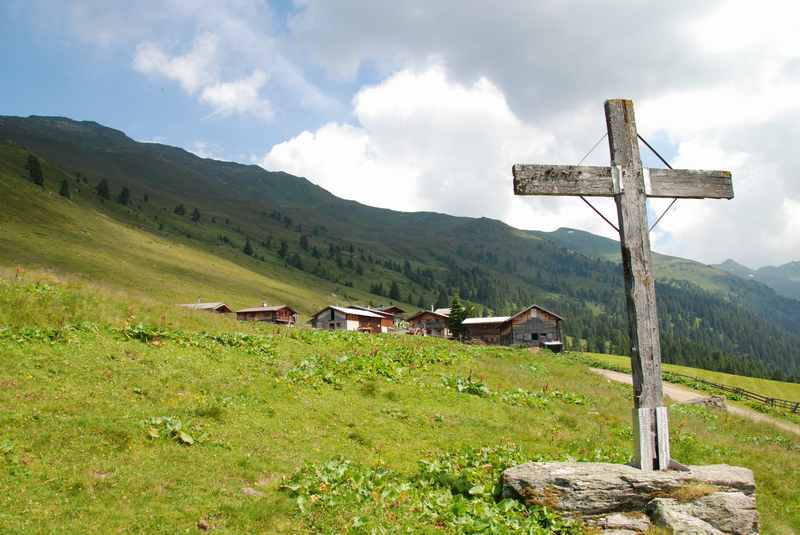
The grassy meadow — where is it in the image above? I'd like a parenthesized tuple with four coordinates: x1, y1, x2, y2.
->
(0, 273, 798, 533)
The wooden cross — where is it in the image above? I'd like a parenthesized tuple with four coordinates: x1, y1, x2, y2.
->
(513, 99, 733, 470)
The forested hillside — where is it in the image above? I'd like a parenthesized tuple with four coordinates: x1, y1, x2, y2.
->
(1, 115, 799, 381)
(714, 258, 800, 301)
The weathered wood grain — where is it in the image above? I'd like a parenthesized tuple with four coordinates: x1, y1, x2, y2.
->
(606, 99, 669, 470)
(514, 164, 734, 200)
(648, 169, 734, 199)
(512, 164, 614, 196)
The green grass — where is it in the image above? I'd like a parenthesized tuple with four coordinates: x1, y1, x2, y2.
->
(0, 274, 798, 533)
(588, 353, 800, 401)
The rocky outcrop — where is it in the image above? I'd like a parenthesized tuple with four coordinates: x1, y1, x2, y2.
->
(501, 462, 758, 534)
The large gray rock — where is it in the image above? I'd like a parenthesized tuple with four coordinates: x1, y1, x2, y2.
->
(501, 462, 758, 534)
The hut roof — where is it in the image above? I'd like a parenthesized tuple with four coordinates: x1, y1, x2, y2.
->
(311, 305, 385, 319)
(407, 309, 450, 322)
(509, 304, 564, 321)
(348, 305, 394, 318)
(236, 305, 296, 314)
(178, 302, 232, 313)
(462, 316, 511, 325)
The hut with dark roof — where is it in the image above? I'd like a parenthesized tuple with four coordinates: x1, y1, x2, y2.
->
(236, 304, 297, 325)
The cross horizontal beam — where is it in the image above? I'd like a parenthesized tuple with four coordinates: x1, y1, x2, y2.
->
(513, 164, 733, 199)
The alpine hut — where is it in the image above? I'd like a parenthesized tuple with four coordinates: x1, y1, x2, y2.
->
(236, 304, 297, 325)
(463, 305, 563, 351)
(309, 306, 384, 333)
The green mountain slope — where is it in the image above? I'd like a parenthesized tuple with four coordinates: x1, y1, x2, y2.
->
(1, 115, 800, 381)
(0, 144, 393, 315)
(714, 259, 800, 301)
(541, 228, 742, 293)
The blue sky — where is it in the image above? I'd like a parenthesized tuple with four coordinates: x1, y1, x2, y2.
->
(0, 1, 346, 160)
(1, 1, 799, 267)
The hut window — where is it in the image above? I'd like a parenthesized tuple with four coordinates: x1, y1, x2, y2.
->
(531, 333, 539, 340)
(330, 309, 335, 321)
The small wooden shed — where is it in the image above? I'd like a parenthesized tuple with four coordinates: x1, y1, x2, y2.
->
(309, 306, 384, 333)
(348, 305, 395, 332)
(236, 304, 297, 325)
(407, 309, 451, 337)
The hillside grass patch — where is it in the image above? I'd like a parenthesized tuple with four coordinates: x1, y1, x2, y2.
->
(0, 276, 798, 532)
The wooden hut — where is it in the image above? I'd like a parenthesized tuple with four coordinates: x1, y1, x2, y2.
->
(407, 308, 451, 337)
(178, 302, 232, 313)
(236, 304, 297, 325)
(309, 306, 384, 333)
(348, 305, 395, 332)
(461, 316, 511, 344)
(463, 305, 563, 350)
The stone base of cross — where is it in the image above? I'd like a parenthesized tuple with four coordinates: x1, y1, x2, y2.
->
(513, 100, 733, 470)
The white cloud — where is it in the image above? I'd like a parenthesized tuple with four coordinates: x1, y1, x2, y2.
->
(261, 67, 629, 235)
(200, 70, 273, 120)
(133, 34, 273, 120)
(133, 33, 218, 94)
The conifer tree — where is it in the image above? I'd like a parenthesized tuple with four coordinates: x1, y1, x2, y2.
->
(95, 179, 110, 200)
(191, 207, 201, 222)
(243, 237, 254, 256)
(26, 154, 44, 186)
(59, 179, 70, 199)
(278, 240, 289, 258)
(174, 204, 186, 216)
(117, 186, 130, 205)
(447, 294, 467, 340)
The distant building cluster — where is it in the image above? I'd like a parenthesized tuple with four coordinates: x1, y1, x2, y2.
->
(177, 300, 563, 350)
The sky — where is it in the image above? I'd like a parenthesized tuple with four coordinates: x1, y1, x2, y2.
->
(1, 1, 798, 268)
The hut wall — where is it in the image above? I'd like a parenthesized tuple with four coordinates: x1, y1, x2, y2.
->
(510, 308, 561, 346)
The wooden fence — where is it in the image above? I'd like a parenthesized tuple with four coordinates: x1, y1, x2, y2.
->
(666, 371, 800, 413)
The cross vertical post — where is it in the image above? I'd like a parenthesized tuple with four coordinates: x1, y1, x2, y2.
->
(605, 100, 668, 470)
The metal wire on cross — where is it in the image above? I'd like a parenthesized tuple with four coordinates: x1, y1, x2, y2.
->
(573, 132, 679, 234)
(575, 133, 619, 233)
(638, 134, 678, 232)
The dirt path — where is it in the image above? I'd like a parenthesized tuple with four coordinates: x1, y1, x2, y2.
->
(591, 368, 800, 436)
